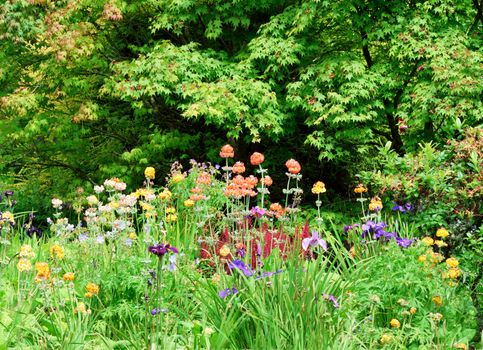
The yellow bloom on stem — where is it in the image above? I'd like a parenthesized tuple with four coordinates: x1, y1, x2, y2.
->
(34, 262, 50, 282)
(409, 307, 417, 314)
(390, 319, 400, 328)
(453, 343, 467, 349)
(171, 173, 185, 183)
(1, 211, 14, 225)
(144, 167, 155, 179)
(311, 181, 326, 194)
(184, 199, 195, 207)
(17, 258, 32, 272)
(380, 334, 392, 344)
(86, 282, 99, 296)
(448, 268, 461, 279)
(219, 245, 231, 257)
(436, 228, 449, 239)
(159, 189, 172, 200)
(368, 196, 383, 211)
(19, 244, 36, 259)
(50, 244, 65, 260)
(418, 255, 427, 262)
(421, 237, 434, 246)
(74, 302, 91, 315)
(63, 272, 75, 281)
(354, 184, 368, 194)
(166, 207, 176, 214)
(432, 296, 443, 306)
(434, 240, 448, 248)
(129, 232, 137, 240)
(446, 257, 459, 268)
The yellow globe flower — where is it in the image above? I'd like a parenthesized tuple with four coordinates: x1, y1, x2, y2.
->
(418, 255, 427, 262)
(19, 244, 36, 259)
(354, 184, 368, 194)
(368, 197, 383, 211)
(184, 199, 195, 207)
(434, 240, 448, 248)
(432, 295, 443, 306)
(50, 244, 65, 260)
(166, 214, 177, 222)
(63, 272, 75, 281)
(409, 307, 417, 314)
(219, 245, 231, 257)
(171, 173, 185, 183)
(86, 282, 99, 295)
(390, 319, 400, 328)
(436, 228, 449, 239)
(17, 258, 32, 272)
(380, 334, 392, 344)
(166, 207, 176, 214)
(144, 167, 155, 179)
(448, 268, 461, 279)
(421, 237, 434, 246)
(446, 257, 459, 268)
(159, 189, 172, 200)
(453, 343, 467, 349)
(311, 181, 326, 194)
(129, 232, 137, 240)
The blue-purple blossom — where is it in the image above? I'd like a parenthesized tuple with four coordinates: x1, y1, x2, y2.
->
(395, 236, 414, 248)
(255, 269, 284, 280)
(148, 243, 178, 257)
(302, 231, 328, 252)
(218, 287, 238, 299)
(251, 206, 266, 218)
(392, 202, 414, 213)
(78, 233, 88, 243)
(3, 190, 14, 197)
(228, 259, 253, 277)
(151, 308, 169, 315)
(323, 294, 340, 308)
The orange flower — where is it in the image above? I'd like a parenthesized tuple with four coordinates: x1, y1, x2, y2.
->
(285, 159, 301, 174)
(232, 161, 246, 174)
(269, 203, 285, 218)
(232, 175, 245, 186)
(220, 144, 234, 158)
(354, 184, 368, 193)
(197, 172, 212, 186)
(86, 282, 100, 296)
(63, 272, 75, 281)
(262, 176, 273, 187)
(250, 152, 265, 166)
(245, 175, 258, 188)
(432, 295, 443, 306)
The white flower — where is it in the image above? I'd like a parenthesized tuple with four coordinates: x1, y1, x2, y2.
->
(51, 198, 63, 209)
(94, 185, 104, 194)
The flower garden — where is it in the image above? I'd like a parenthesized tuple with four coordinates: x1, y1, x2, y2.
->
(0, 145, 479, 349)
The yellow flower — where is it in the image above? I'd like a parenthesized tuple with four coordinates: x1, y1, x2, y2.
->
(430, 312, 443, 321)
(159, 189, 172, 200)
(85, 292, 94, 298)
(368, 196, 383, 211)
(448, 268, 461, 279)
(50, 244, 65, 260)
(129, 232, 137, 240)
(453, 343, 467, 349)
(219, 245, 231, 257)
(74, 302, 91, 315)
(434, 240, 448, 248)
(86, 282, 99, 295)
(86, 195, 98, 206)
(166, 207, 176, 214)
(34, 262, 50, 282)
(421, 237, 434, 246)
(311, 181, 326, 194)
(140, 201, 154, 211)
(144, 167, 155, 179)
(184, 199, 195, 207)
(1, 211, 14, 225)
(166, 214, 177, 222)
(390, 319, 400, 328)
(432, 296, 443, 306)
(17, 258, 32, 272)
(63, 272, 75, 281)
(380, 334, 392, 344)
(409, 307, 417, 314)
(171, 173, 185, 183)
(418, 255, 427, 262)
(354, 184, 368, 194)
(19, 244, 36, 259)
(446, 257, 459, 268)
(436, 228, 449, 239)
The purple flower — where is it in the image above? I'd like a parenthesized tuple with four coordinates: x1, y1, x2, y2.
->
(3, 190, 14, 197)
(219, 287, 238, 299)
(151, 308, 169, 315)
(148, 243, 178, 257)
(228, 259, 253, 277)
(255, 269, 284, 280)
(302, 231, 328, 252)
(392, 202, 414, 213)
(323, 294, 340, 308)
(250, 206, 265, 218)
(395, 237, 414, 248)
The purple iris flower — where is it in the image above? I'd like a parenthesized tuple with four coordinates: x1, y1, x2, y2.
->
(392, 202, 414, 213)
(151, 308, 169, 315)
(302, 231, 328, 252)
(3, 190, 14, 197)
(255, 269, 284, 280)
(148, 243, 179, 257)
(395, 237, 414, 248)
(323, 294, 340, 308)
(228, 260, 253, 277)
(218, 287, 238, 299)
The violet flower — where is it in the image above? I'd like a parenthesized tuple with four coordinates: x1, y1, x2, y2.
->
(323, 294, 340, 308)
(395, 236, 414, 248)
(302, 231, 328, 252)
(228, 259, 253, 277)
(218, 287, 238, 299)
(250, 206, 266, 218)
(148, 243, 178, 257)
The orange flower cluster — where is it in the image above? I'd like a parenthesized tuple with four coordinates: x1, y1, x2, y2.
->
(34, 262, 50, 283)
(261, 176, 273, 186)
(224, 175, 258, 198)
(269, 203, 285, 218)
(220, 144, 234, 158)
(232, 161, 246, 174)
(197, 172, 212, 186)
(250, 152, 264, 165)
(285, 159, 301, 174)
(190, 187, 206, 201)
(354, 184, 368, 193)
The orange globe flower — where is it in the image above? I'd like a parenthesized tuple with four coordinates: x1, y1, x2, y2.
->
(262, 176, 273, 187)
(285, 159, 301, 174)
(220, 144, 234, 158)
(232, 161, 246, 174)
(250, 152, 265, 165)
